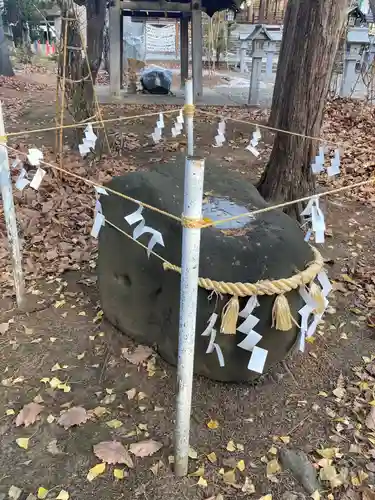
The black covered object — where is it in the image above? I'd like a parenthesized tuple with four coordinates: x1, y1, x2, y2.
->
(98, 157, 313, 383)
(140, 67, 172, 95)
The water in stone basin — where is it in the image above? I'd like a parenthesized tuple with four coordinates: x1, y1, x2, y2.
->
(202, 196, 253, 230)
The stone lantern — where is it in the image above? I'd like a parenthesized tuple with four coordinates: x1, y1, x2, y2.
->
(244, 24, 273, 106)
(340, 27, 370, 97)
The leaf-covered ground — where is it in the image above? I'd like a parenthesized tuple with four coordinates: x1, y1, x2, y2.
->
(0, 66, 375, 500)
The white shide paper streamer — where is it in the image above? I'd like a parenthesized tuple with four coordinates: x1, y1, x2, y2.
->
(298, 270, 332, 352)
(301, 196, 326, 244)
(201, 313, 225, 367)
(171, 109, 184, 137)
(79, 124, 97, 157)
(236, 296, 268, 373)
(214, 120, 226, 147)
(124, 204, 164, 257)
(246, 126, 262, 157)
(152, 113, 164, 143)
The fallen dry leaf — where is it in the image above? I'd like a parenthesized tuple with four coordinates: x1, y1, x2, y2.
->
(15, 402, 43, 427)
(365, 407, 375, 430)
(150, 460, 163, 476)
(223, 469, 236, 485)
(87, 463, 106, 481)
(15, 437, 30, 449)
(47, 439, 64, 455)
(241, 476, 255, 493)
(113, 468, 127, 480)
(93, 441, 134, 467)
(129, 439, 162, 457)
(226, 440, 236, 452)
(106, 419, 123, 429)
(267, 458, 281, 477)
(189, 466, 204, 477)
(207, 419, 219, 429)
(197, 477, 208, 487)
(56, 490, 69, 500)
(37, 487, 48, 499)
(122, 345, 153, 365)
(58, 406, 89, 429)
(8, 485, 22, 500)
(126, 388, 137, 400)
(207, 452, 217, 463)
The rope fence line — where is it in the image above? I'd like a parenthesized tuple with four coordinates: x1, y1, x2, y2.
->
(196, 108, 352, 150)
(5, 142, 375, 231)
(0, 109, 181, 142)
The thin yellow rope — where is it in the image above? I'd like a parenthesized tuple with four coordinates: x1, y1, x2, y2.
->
(0, 109, 180, 142)
(200, 176, 375, 228)
(196, 108, 352, 149)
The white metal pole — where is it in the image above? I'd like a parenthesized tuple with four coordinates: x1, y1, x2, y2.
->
(0, 102, 25, 308)
(174, 155, 205, 476)
(185, 79, 194, 155)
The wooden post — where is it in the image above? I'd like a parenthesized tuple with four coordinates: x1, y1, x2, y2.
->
(191, 0, 203, 99)
(0, 102, 25, 308)
(109, 0, 121, 96)
(180, 15, 189, 88)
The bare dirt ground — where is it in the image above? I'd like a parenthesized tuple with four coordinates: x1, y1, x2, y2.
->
(1, 62, 375, 500)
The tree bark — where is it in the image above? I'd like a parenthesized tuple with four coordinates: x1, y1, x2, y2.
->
(59, 0, 106, 140)
(0, 14, 14, 76)
(257, 0, 347, 215)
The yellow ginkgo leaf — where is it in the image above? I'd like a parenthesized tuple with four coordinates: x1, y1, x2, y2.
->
(56, 490, 70, 500)
(259, 496, 272, 500)
(188, 447, 198, 459)
(49, 377, 62, 389)
(226, 440, 236, 452)
(236, 460, 245, 472)
(51, 363, 62, 372)
(6, 409, 15, 415)
(311, 491, 321, 500)
(47, 415, 55, 423)
(188, 466, 204, 477)
(369, 400, 375, 407)
(197, 477, 207, 487)
(37, 487, 49, 499)
(207, 419, 219, 429)
(78, 311, 86, 316)
(57, 383, 71, 393)
(206, 452, 217, 463)
(106, 419, 123, 429)
(40, 378, 50, 384)
(16, 437, 29, 449)
(87, 463, 106, 481)
(280, 436, 290, 444)
(113, 469, 125, 480)
(223, 469, 236, 485)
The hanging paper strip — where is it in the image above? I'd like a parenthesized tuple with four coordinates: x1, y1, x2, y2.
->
(214, 120, 226, 147)
(235, 296, 268, 373)
(301, 196, 326, 244)
(79, 124, 97, 157)
(152, 113, 164, 143)
(15, 168, 30, 191)
(201, 313, 225, 366)
(171, 109, 184, 137)
(298, 270, 332, 352)
(245, 126, 262, 157)
(327, 149, 340, 177)
(311, 147, 325, 174)
(124, 205, 165, 257)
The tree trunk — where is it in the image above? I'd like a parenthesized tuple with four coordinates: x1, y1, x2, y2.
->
(59, 0, 106, 141)
(0, 15, 14, 76)
(257, 0, 347, 216)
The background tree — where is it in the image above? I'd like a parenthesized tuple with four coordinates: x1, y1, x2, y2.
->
(0, 0, 14, 75)
(257, 0, 348, 215)
(58, 0, 106, 135)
